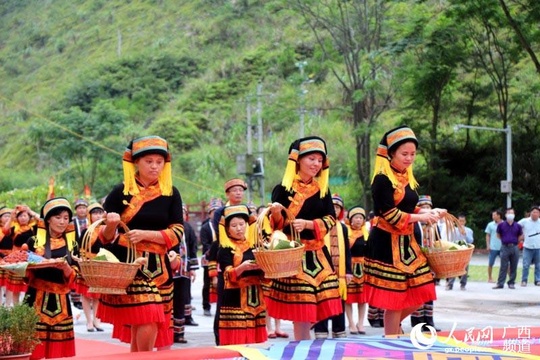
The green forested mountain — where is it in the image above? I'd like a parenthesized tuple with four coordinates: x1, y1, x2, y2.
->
(1, 0, 539, 246)
(0, 0, 360, 202)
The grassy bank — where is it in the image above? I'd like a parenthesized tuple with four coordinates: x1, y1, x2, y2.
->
(457, 265, 536, 284)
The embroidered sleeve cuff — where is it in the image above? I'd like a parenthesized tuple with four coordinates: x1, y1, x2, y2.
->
(208, 261, 218, 277)
(98, 226, 118, 244)
(161, 230, 172, 249)
(313, 219, 323, 240)
(224, 266, 238, 284)
(382, 208, 410, 231)
(396, 212, 411, 231)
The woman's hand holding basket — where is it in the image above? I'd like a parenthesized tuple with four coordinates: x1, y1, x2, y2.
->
(101, 212, 121, 243)
(236, 260, 261, 277)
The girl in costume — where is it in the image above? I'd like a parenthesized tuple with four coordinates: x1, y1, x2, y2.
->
(266, 136, 342, 341)
(4, 204, 39, 306)
(25, 197, 77, 359)
(363, 125, 445, 335)
(98, 135, 184, 352)
(345, 206, 369, 335)
(73, 202, 105, 332)
(216, 204, 267, 345)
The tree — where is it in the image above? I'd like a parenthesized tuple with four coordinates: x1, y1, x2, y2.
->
(450, 0, 522, 129)
(497, 0, 540, 74)
(394, 9, 465, 193)
(292, 0, 394, 209)
(28, 101, 127, 196)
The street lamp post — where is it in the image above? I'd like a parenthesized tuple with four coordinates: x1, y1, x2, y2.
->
(454, 124, 512, 208)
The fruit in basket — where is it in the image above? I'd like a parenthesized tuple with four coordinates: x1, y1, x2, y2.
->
(436, 240, 469, 251)
(268, 231, 296, 250)
(93, 248, 120, 262)
(0, 250, 29, 264)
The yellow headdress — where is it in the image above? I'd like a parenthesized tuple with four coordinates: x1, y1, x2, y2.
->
(371, 125, 419, 190)
(122, 135, 173, 196)
(40, 197, 73, 220)
(347, 206, 366, 222)
(218, 204, 255, 249)
(281, 136, 330, 198)
(87, 202, 104, 224)
(0, 206, 12, 218)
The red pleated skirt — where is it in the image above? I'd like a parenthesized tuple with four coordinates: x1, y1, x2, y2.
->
(363, 281, 436, 310)
(30, 338, 76, 360)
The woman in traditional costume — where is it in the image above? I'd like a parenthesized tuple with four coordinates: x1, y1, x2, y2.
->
(266, 136, 342, 341)
(4, 205, 39, 306)
(0, 206, 13, 305)
(216, 204, 267, 345)
(344, 206, 369, 335)
(73, 202, 105, 332)
(98, 135, 184, 352)
(25, 197, 77, 359)
(362, 125, 443, 335)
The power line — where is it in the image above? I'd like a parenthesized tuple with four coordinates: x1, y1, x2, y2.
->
(0, 93, 221, 195)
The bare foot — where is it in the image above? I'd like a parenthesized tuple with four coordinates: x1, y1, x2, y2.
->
(488, 279, 494, 283)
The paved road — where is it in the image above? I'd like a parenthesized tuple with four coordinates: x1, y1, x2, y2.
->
(73, 253, 540, 350)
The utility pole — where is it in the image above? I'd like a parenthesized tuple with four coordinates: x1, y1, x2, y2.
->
(246, 98, 253, 203)
(238, 84, 266, 205)
(256, 82, 265, 204)
(295, 61, 308, 138)
(454, 124, 513, 207)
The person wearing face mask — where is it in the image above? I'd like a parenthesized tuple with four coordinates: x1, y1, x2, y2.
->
(493, 207, 523, 290)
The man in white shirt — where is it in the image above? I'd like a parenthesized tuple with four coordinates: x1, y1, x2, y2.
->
(518, 205, 540, 286)
(446, 214, 474, 290)
(485, 209, 503, 283)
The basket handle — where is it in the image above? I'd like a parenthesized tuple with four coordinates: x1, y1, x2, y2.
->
(255, 205, 300, 250)
(425, 213, 465, 250)
(80, 218, 135, 263)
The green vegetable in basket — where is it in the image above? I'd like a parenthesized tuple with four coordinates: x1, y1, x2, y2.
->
(268, 230, 296, 250)
(93, 248, 120, 262)
(273, 240, 295, 250)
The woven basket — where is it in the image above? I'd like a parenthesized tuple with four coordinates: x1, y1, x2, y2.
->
(253, 206, 304, 279)
(78, 219, 140, 294)
(425, 245, 474, 278)
(423, 213, 474, 278)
